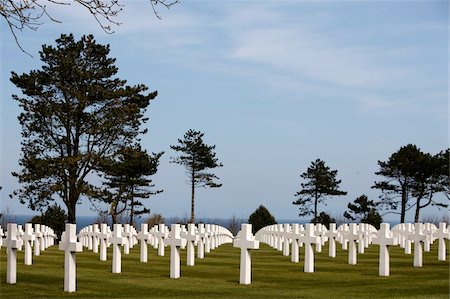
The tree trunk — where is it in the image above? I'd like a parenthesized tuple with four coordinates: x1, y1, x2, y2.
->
(313, 193, 318, 224)
(130, 187, 135, 225)
(190, 174, 195, 224)
(68, 198, 77, 224)
(400, 184, 407, 223)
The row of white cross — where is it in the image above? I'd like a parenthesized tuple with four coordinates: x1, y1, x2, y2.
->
(2, 223, 57, 284)
(3, 221, 449, 292)
(64, 222, 235, 291)
(253, 222, 450, 278)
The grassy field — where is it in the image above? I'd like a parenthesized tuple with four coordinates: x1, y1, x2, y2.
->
(0, 241, 448, 298)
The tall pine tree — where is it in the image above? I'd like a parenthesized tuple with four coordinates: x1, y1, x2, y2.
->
(10, 34, 156, 223)
(293, 159, 347, 224)
(170, 129, 222, 223)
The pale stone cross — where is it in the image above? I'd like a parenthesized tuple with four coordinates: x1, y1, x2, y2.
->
(34, 224, 42, 256)
(325, 223, 339, 258)
(314, 224, 324, 253)
(58, 224, 82, 292)
(184, 223, 199, 266)
(342, 223, 359, 265)
(0, 226, 4, 248)
(372, 223, 398, 276)
(154, 224, 168, 256)
(403, 223, 413, 254)
(122, 224, 131, 255)
(98, 223, 109, 261)
(167, 224, 187, 279)
(110, 224, 126, 273)
(298, 224, 320, 273)
(92, 224, 100, 254)
(205, 224, 212, 253)
(408, 223, 427, 267)
(287, 223, 302, 263)
(137, 223, 150, 263)
(282, 223, 291, 256)
(87, 225, 93, 251)
(233, 224, 259, 285)
(22, 223, 35, 265)
(422, 223, 434, 252)
(197, 223, 207, 259)
(6, 223, 23, 284)
(433, 222, 450, 261)
(276, 224, 284, 251)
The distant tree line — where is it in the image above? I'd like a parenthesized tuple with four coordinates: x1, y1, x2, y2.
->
(292, 144, 449, 227)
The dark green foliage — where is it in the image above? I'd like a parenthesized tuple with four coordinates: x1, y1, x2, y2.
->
(311, 212, 335, 229)
(373, 144, 449, 223)
(344, 195, 382, 229)
(293, 159, 347, 224)
(170, 129, 223, 223)
(10, 34, 156, 223)
(248, 205, 277, 233)
(98, 145, 163, 225)
(31, 204, 67, 240)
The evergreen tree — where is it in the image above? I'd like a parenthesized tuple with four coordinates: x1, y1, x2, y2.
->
(410, 149, 449, 222)
(170, 129, 223, 223)
(311, 212, 335, 229)
(344, 194, 382, 229)
(293, 159, 347, 224)
(248, 205, 277, 234)
(372, 144, 449, 223)
(10, 34, 156, 223)
(98, 145, 163, 225)
(31, 204, 67, 240)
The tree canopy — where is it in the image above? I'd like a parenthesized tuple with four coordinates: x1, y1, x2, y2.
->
(31, 204, 67, 240)
(373, 144, 449, 223)
(170, 129, 223, 223)
(248, 205, 277, 234)
(98, 145, 163, 225)
(344, 194, 382, 229)
(10, 34, 156, 223)
(293, 159, 347, 224)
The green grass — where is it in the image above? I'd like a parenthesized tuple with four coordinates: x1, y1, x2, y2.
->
(0, 241, 448, 298)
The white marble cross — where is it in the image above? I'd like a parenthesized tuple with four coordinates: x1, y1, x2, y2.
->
(298, 224, 320, 273)
(92, 224, 100, 254)
(372, 223, 398, 276)
(197, 224, 207, 259)
(184, 223, 199, 266)
(288, 223, 302, 263)
(122, 224, 131, 255)
(34, 224, 42, 256)
(314, 224, 324, 253)
(98, 224, 109, 261)
(408, 223, 427, 267)
(58, 224, 82, 292)
(154, 224, 168, 256)
(137, 223, 150, 263)
(110, 224, 126, 273)
(22, 223, 35, 265)
(325, 223, 339, 258)
(233, 224, 259, 284)
(167, 224, 187, 279)
(6, 223, 23, 284)
(205, 224, 212, 253)
(343, 223, 359, 265)
(282, 223, 291, 256)
(433, 222, 450, 261)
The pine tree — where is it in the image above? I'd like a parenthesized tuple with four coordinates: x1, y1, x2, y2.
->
(248, 205, 277, 234)
(293, 159, 347, 224)
(170, 129, 223, 223)
(344, 195, 382, 229)
(10, 34, 156, 223)
(98, 145, 163, 225)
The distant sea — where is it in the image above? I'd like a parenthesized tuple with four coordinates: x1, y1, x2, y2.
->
(9, 214, 399, 233)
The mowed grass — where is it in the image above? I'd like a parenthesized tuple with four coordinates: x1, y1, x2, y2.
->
(0, 241, 449, 298)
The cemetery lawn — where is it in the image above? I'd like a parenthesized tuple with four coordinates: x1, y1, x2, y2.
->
(1, 242, 448, 299)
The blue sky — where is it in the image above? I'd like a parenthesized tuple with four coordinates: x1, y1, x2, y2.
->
(0, 1, 448, 222)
